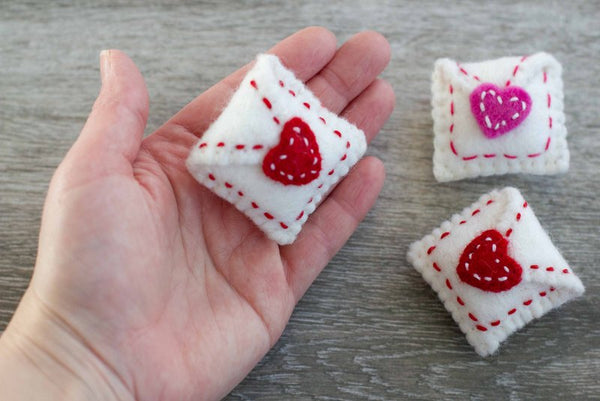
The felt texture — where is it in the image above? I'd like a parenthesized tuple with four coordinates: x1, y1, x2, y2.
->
(469, 84, 532, 138)
(431, 53, 569, 182)
(407, 187, 585, 357)
(187, 54, 367, 245)
(262, 117, 322, 185)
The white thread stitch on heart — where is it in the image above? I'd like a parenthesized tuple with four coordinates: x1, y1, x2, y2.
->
(407, 187, 584, 356)
(186, 54, 366, 244)
(431, 53, 569, 182)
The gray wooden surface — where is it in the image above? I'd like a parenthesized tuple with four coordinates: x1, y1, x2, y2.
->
(1, 1, 599, 399)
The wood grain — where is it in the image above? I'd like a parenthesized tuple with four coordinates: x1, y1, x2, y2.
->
(1, 1, 599, 399)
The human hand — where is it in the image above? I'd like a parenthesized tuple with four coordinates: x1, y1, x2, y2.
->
(0, 27, 393, 400)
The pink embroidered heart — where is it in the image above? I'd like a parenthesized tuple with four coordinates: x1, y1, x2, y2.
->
(262, 117, 322, 186)
(456, 229, 522, 293)
(470, 83, 532, 139)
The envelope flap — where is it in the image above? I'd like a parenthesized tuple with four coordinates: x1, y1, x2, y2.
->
(497, 188, 584, 294)
(435, 52, 562, 93)
(189, 54, 311, 166)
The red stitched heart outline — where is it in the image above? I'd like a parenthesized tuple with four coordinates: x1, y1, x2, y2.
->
(262, 117, 322, 186)
(456, 229, 522, 292)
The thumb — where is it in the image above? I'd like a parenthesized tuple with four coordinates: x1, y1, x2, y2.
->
(64, 49, 149, 179)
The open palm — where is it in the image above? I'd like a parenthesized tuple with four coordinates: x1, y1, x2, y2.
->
(4, 28, 393, 401)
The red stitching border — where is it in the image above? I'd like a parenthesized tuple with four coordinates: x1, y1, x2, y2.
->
(427, 198, 566, 332)
(200, 75, 356, 231)
(449, 56, 553, 161)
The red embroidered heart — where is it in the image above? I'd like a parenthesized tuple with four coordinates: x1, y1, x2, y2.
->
(470, 83, 532, 139)
(262, 117, 322, 186)
(456, 229, 522, 292)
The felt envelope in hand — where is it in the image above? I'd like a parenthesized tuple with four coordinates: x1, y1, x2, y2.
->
(187, 55, 367, 244)
(432, 53, 569, 182)
(408, 187, 584, 356)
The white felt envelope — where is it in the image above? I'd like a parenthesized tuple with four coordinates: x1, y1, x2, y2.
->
(408, 187, 584, 356)
(432, 53, 569, 182)
(187, 55, 367, 244)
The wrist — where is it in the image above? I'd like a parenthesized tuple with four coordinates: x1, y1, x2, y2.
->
(0, 290, 134, 401)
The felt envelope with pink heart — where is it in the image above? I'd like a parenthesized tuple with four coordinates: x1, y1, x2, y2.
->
(431, 53, 569, 182)
(408, 187, 584, 356)
(186, 55, 367, 245)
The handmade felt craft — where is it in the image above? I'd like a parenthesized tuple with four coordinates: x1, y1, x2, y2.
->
(407, 187, 584, 356)
(186, 54, 367, 244)
(431, 53, 569, 182)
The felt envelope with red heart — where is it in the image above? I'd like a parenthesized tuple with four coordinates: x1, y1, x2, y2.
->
(187, 55, 367, 244)
(431, 53, 569, 182)
(408, 187, 584, 356)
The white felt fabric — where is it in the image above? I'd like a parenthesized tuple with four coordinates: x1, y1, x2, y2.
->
(407, 187, 584, 356)
(432, 53, 569, 182)
(187, 54, 367, 244)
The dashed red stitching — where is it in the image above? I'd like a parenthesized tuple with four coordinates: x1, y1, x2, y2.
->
(450, 141, 458, 155)
(428, 196, 548, 332)
(262, 98, 272, 109)
(198, 142, 267, 151)
(529, 265, 570, 275)
(273, 116, 280, 124)
(296, 211, 304, 220)
(449, 58, 551, 160)
(303, 102, 310, 109)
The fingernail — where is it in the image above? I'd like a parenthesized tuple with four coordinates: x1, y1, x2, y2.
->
(99, 49, 111, 84)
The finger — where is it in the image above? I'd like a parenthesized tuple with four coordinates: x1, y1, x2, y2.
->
(340, 78, 395, 144)
(65, 50, 149, 178)
(307, 30, 391, 114)
(164, 26, 337, 138)
(281, 156, 386, 302)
